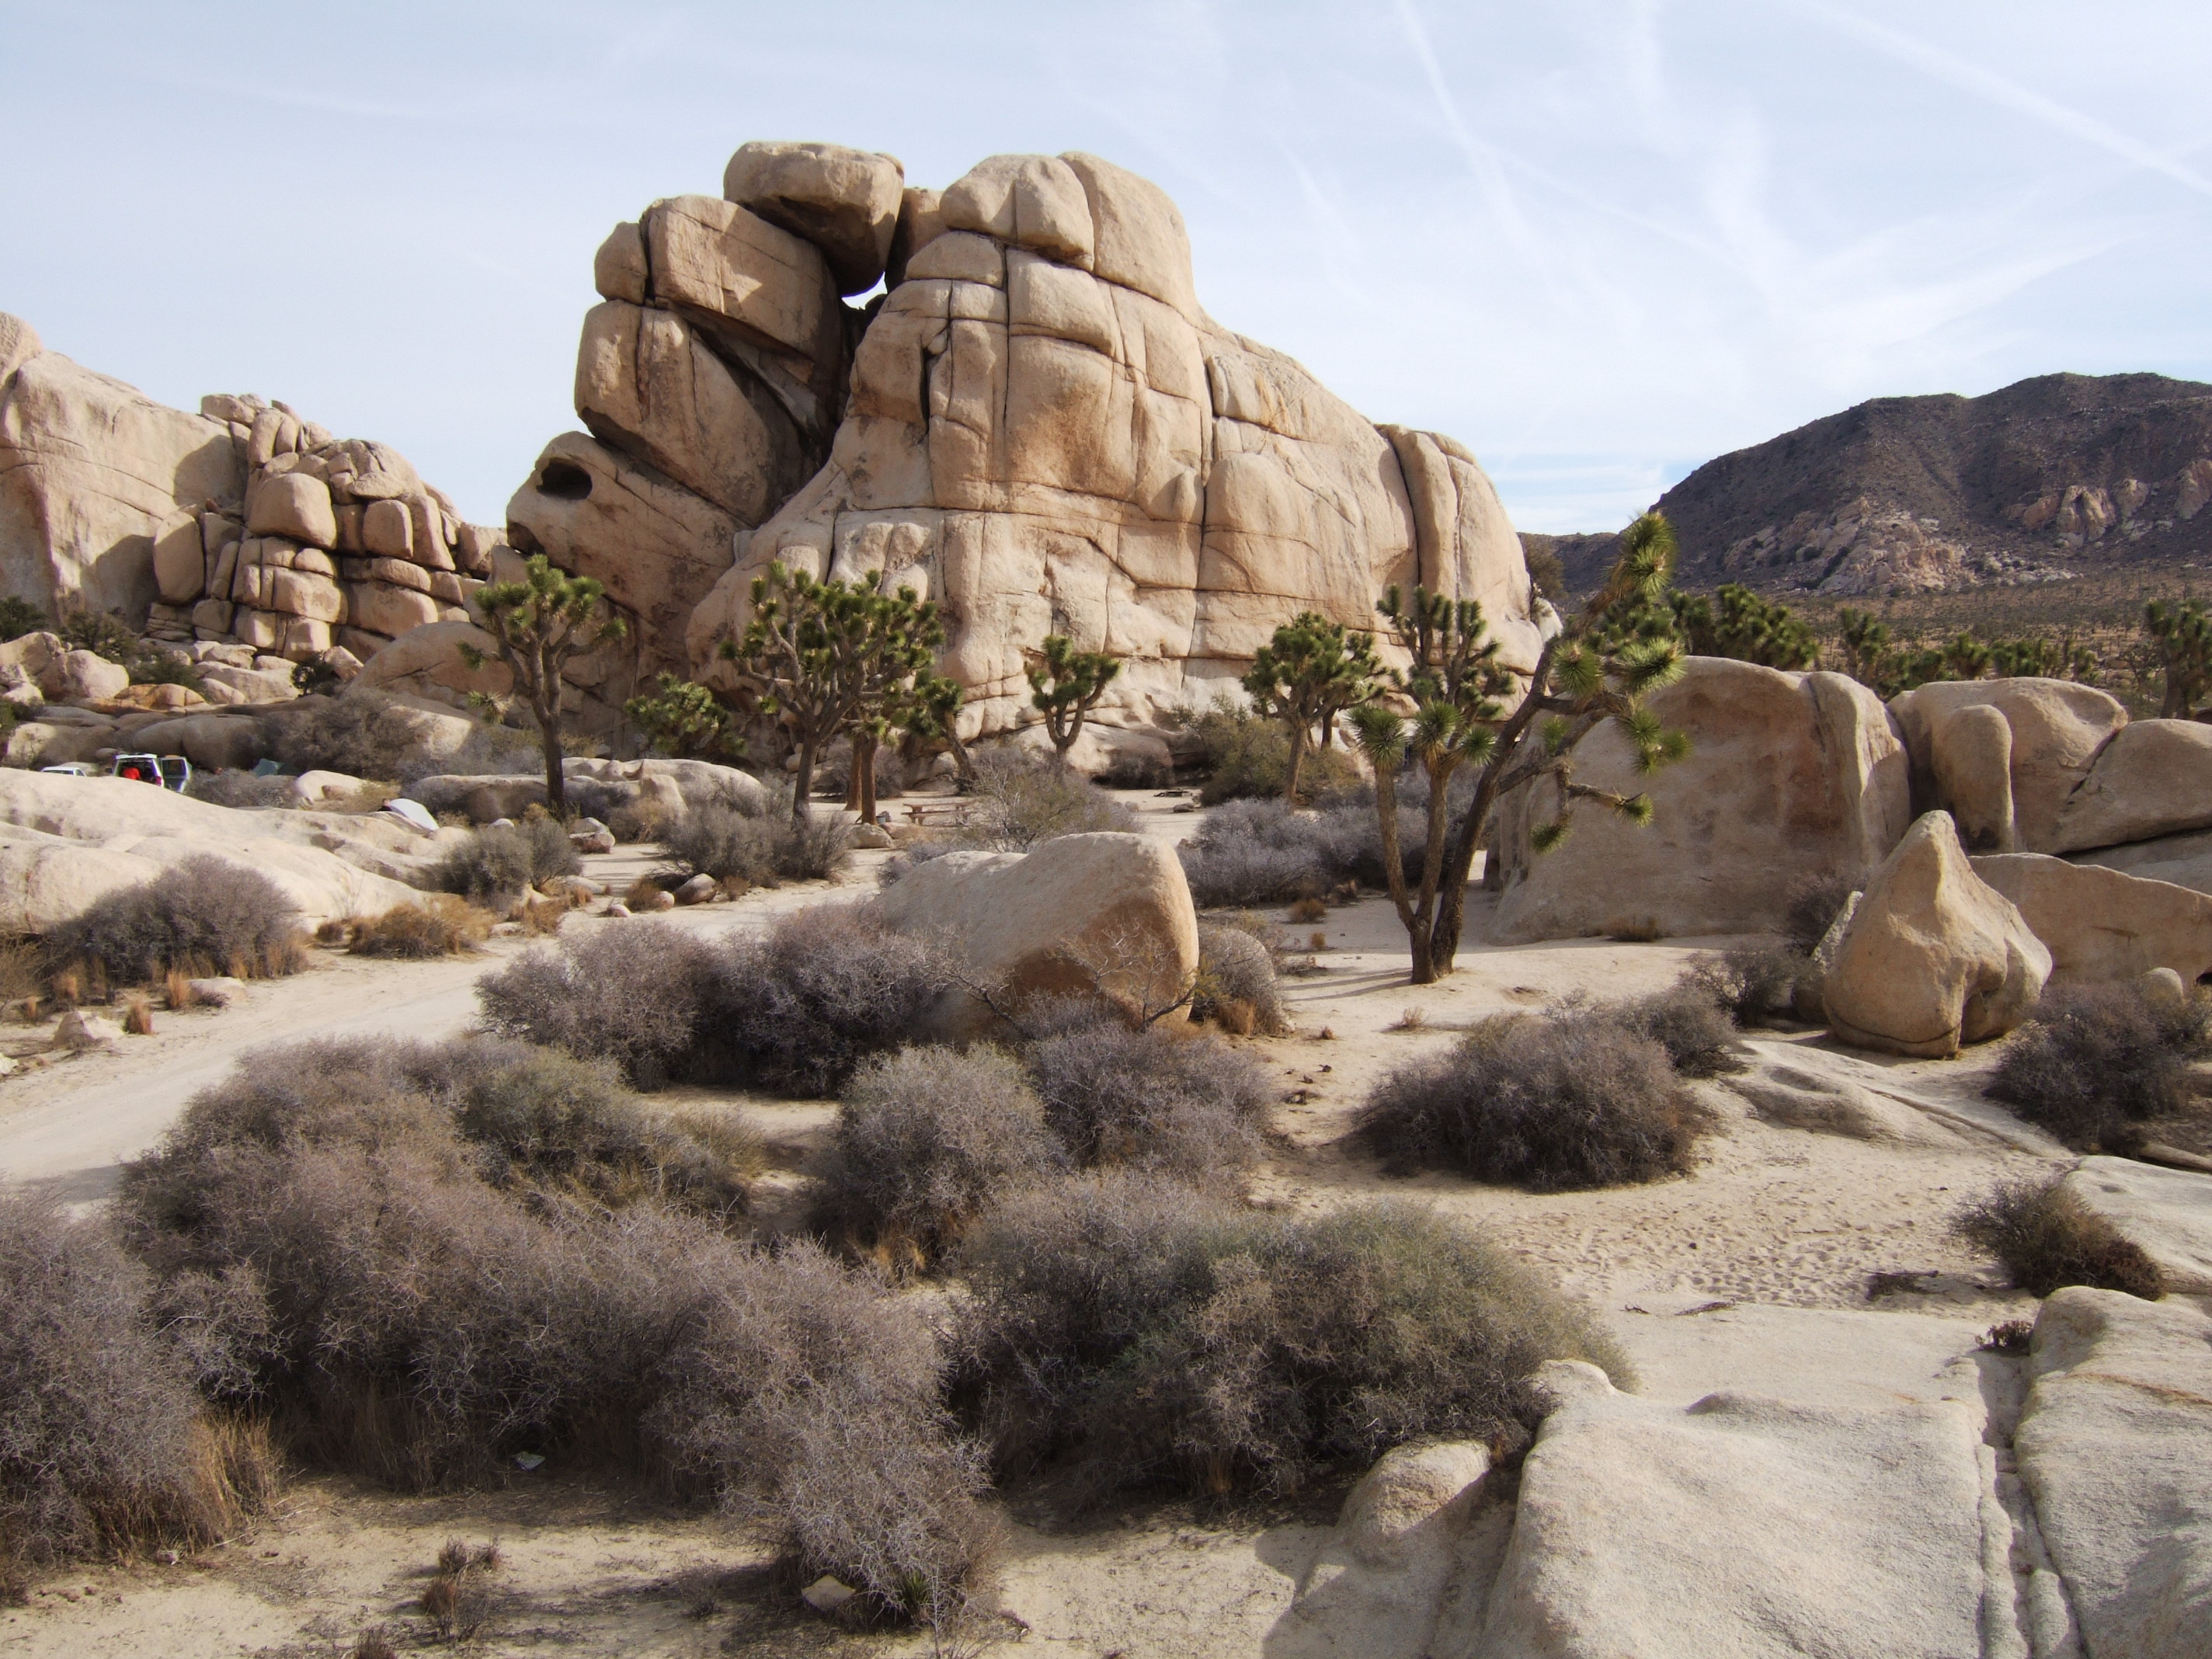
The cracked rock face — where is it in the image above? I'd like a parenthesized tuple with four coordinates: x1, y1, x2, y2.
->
(515, 141, 1546, 743)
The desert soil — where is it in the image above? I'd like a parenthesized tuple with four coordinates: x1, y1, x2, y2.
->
(0, 790, 2066, 1657)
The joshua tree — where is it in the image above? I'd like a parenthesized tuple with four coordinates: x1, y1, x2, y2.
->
(1670, 583, 1818, 669)
(1352, 513, 1689, 983)
(464, 553, 624, 818)
(1835, 608, 1892, 690)
(1241, 612, 1380, 802)
(905, 673, 976, 789)
(1026, 635, 1121, 770)
(2145, 597, 2212, 716)
(718, 562, 943, 823)
(624, 673, 743, 760)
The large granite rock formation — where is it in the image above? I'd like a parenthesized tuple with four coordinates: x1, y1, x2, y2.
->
(1490, 657, 1911, 942)
(516, 144, 1546, 745)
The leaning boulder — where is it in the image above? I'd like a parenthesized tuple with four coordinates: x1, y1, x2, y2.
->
(722, 140, 906, 297)
(1823, 811, 2050, 1058)
(1970, 852, 2212, 985)
(2050, 718, 2212, 854)
(123, 712, 268, 774)
(2014, 1289, 2212, 1657)
(1492, 659, 1910, 942)
(876, 831, 1198, 1037)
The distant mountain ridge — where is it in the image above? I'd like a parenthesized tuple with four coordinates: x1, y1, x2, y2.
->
(1526, 371, 2212, 599)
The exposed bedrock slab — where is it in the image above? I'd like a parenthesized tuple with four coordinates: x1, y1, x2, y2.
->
(1972, 851, 2212, 985)
(2059, 1156, 2212, 1295)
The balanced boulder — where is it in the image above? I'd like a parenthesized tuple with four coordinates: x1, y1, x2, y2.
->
(722, 140, 906, 297)
(876, 831, 1198, 1037)
(1822, 811, 2050, 1057)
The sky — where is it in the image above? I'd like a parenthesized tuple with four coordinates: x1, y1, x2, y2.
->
(5, 2, 2212, 533)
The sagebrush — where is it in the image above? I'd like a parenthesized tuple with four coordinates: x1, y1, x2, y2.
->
(1987, 983, 2212, 1151)
(49, 855, 305, 984)
(436, 816, 580, 903)
(1953, 1176, 2165, 1299)
(1025, 1015, 1274, 1187)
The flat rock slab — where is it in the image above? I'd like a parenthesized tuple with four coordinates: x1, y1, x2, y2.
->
(1614, 1301, 1993, 1411)
(1476, 1362, 2001, 1659)
(2060, 1156, 2212, 1295)
(2017, 1289, 2212, 1658)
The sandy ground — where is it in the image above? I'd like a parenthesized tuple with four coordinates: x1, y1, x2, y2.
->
(0, 787, 2076, 1656)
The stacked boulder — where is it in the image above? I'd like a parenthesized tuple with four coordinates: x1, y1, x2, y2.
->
(510, 141, 1549, 752)
(156, 392, 508, 666)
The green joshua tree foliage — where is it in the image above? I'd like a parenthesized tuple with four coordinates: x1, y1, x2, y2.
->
(1241, 612, 1381, 802)
(464, 554, 624, 818)
(2144, 597, 2212, 717)
(1668, 583, 1818, 669)
(624, 673, 743, 761)
(1026, 635, 1122, 770)
(1836, 608, 1892, 690)
(904, 673, 975, 789)
(1351, 513, 1689, 985)
(718, 562, 944, 823)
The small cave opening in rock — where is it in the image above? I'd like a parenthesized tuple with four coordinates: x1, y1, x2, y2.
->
(538, 459, 593, 501)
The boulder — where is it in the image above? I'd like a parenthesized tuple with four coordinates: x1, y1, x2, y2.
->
(674, 871, 718, 905)
(885, 186, 945, 287)
(57, 649, 130, 703)
(346, 580, 442, 641)
(288, 770, 363, 805)
(55, 1009, 126, 1049)
(1928, 701, 2014, 851)
(1971, 852, 2212, 984)
(2058, 1156, 2212, 1294)
(572, 300, 809, 520)
(2050, 718, 2212, 854)
(2015, 1289, 2212, 1657)
(362, 497, 414, 558)
(350, 619, 512, 706)
(1276, 1442, 1497, 1659)
(876, 831, 1199, 1036)
(2070, 826, 2212, 896)
(722, 140, 905, 296)
(593, 221, 649, 304)
(1822, 811, 2050, 1058)
(506, 431, 739, 676)
(408, 774, 548, 823)
(1723, 1058, 1956, 1144)
(0, 322, 242, 619)
(123, 712, 267, 774)
(196, 662, 299, 704)
(563, 754, 771, 820)
(1477, 1361, 2002, 1659)
(151, 513, 207, 604)
(1889, 678, 2129, 853)
(247, 472, 338, 548)
(1492, 660, 1911, 942)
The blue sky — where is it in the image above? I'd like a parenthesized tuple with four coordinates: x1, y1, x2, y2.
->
(6, 2, 2211, 531)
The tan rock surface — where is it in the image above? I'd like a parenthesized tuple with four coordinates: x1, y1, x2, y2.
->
(1493, 659, 1910, 942)
(350, 619, 513, 707)
(2057, 1157, 2212, 1294)
(1971, 851, 2212, 983)
(2069, 825, 2212, 896)
(1890, 677, 2128, 853)
(2049, 716, 2212, 853)
(722, 140, 904, 296)
(246, 471, 337, 548)
(876, 830, 1198, 1036)
(592, 221, 649, 304)
(1928, 700, 2015, 851)
(1823, 811, 2050, 1057)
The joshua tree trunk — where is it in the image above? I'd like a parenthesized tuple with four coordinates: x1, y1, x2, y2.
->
(853, 731, 880, 824)
(1283, 722, 1309, 805)
(791, 732, 819, 824)
(532, 683, 567, 818)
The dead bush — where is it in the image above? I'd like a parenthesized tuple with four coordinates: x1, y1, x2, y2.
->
(1783, 869, 1860, 952)
(186, 771, 295, 811)
(1361, 1008, 1714, 1191)
(1192, 923, 1289, 1035)
(661, 800, 850, 886)
(266, 692, 426, 782)
(422, 1539, 499, 1640)
(1953, 1176, 2165, 1299)
(1689, 942, 1813, 1028)
(1610, 980, 1741, 1078)
(346, 896, 495, 959)
(1024, 1017, 1273, 1186)
(1987, 983, 2212, 1152)
(816, 1046, 1064, 1271)
(49, 854, 307, 984)
(436, 818, 579, 905)
(118, 1045, 993, 1626)
(938, 749, 1138, 852)
(476, 922, 718, 1087)
(952, 1173, 1629, 1499)
(0, 1192, 270, 1582)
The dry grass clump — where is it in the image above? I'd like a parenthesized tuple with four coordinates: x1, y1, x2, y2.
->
(344, 896, 496, 959)
(816, 1047, 1064, 1272)
(1361, 1007, 1715, 1191)
(48, 855, 307, 985)
(1177, 795, 1376, 908)
(660, 800, 853, 887)
(1953, 1176, 2165, 1299)
(436, 816, 580, 905)
(422, 1540, 500, 1640)
(1024, 1016, 1274, 1186)
(0, 1191, 273, 1591)
(952, 1174, 1629, 1500)
(1987, 983, 2212, 1152)
(118, 1042, 992, 1626)
(1192, 922, 1289, 1036)
(478, 909, 948, 1096)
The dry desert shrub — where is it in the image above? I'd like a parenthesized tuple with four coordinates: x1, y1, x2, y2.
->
(436, 816, 579, 905)
(476, 921, 718, 1087)
(117, 1044, 992, 1625)
(346, 896, 496, 959)
(421, 1539, 500, 1640)
(1987, 983, 2212, 1152)
(816, 1046, 1065, 1271)
(1953, 1176, 2165, 1299)
(1609, 980, 1741, 1078)
(0, 1192, 270, 1588)
(1024, 1015, 1273, 1187)
(266, 691, 427, 782)
(1782, 869, 1861, 952)
(1689, 941, 1814, 1028)
(954, 749, 1139, 850)
(185, 770, 296, 811)
(1178, 701, 1364, 806)
(48, 854, 307, 985)
(1361, 1007, 1714, 1190)
(951, 1173, 1629, 1500)
(1191, 923, 1289, 1036)
(660, 798, 851, 886)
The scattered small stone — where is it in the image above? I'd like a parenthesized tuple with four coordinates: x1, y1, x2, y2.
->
(186, 976, 245, 1007)
(640, 889, 676, 913)
(491, 921, 524, 937)
(54, 1009, 123, 1049)
(674, 873, 718, 905)
(801, 1574, 857, 1615)
(605, 901, 632, 918)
